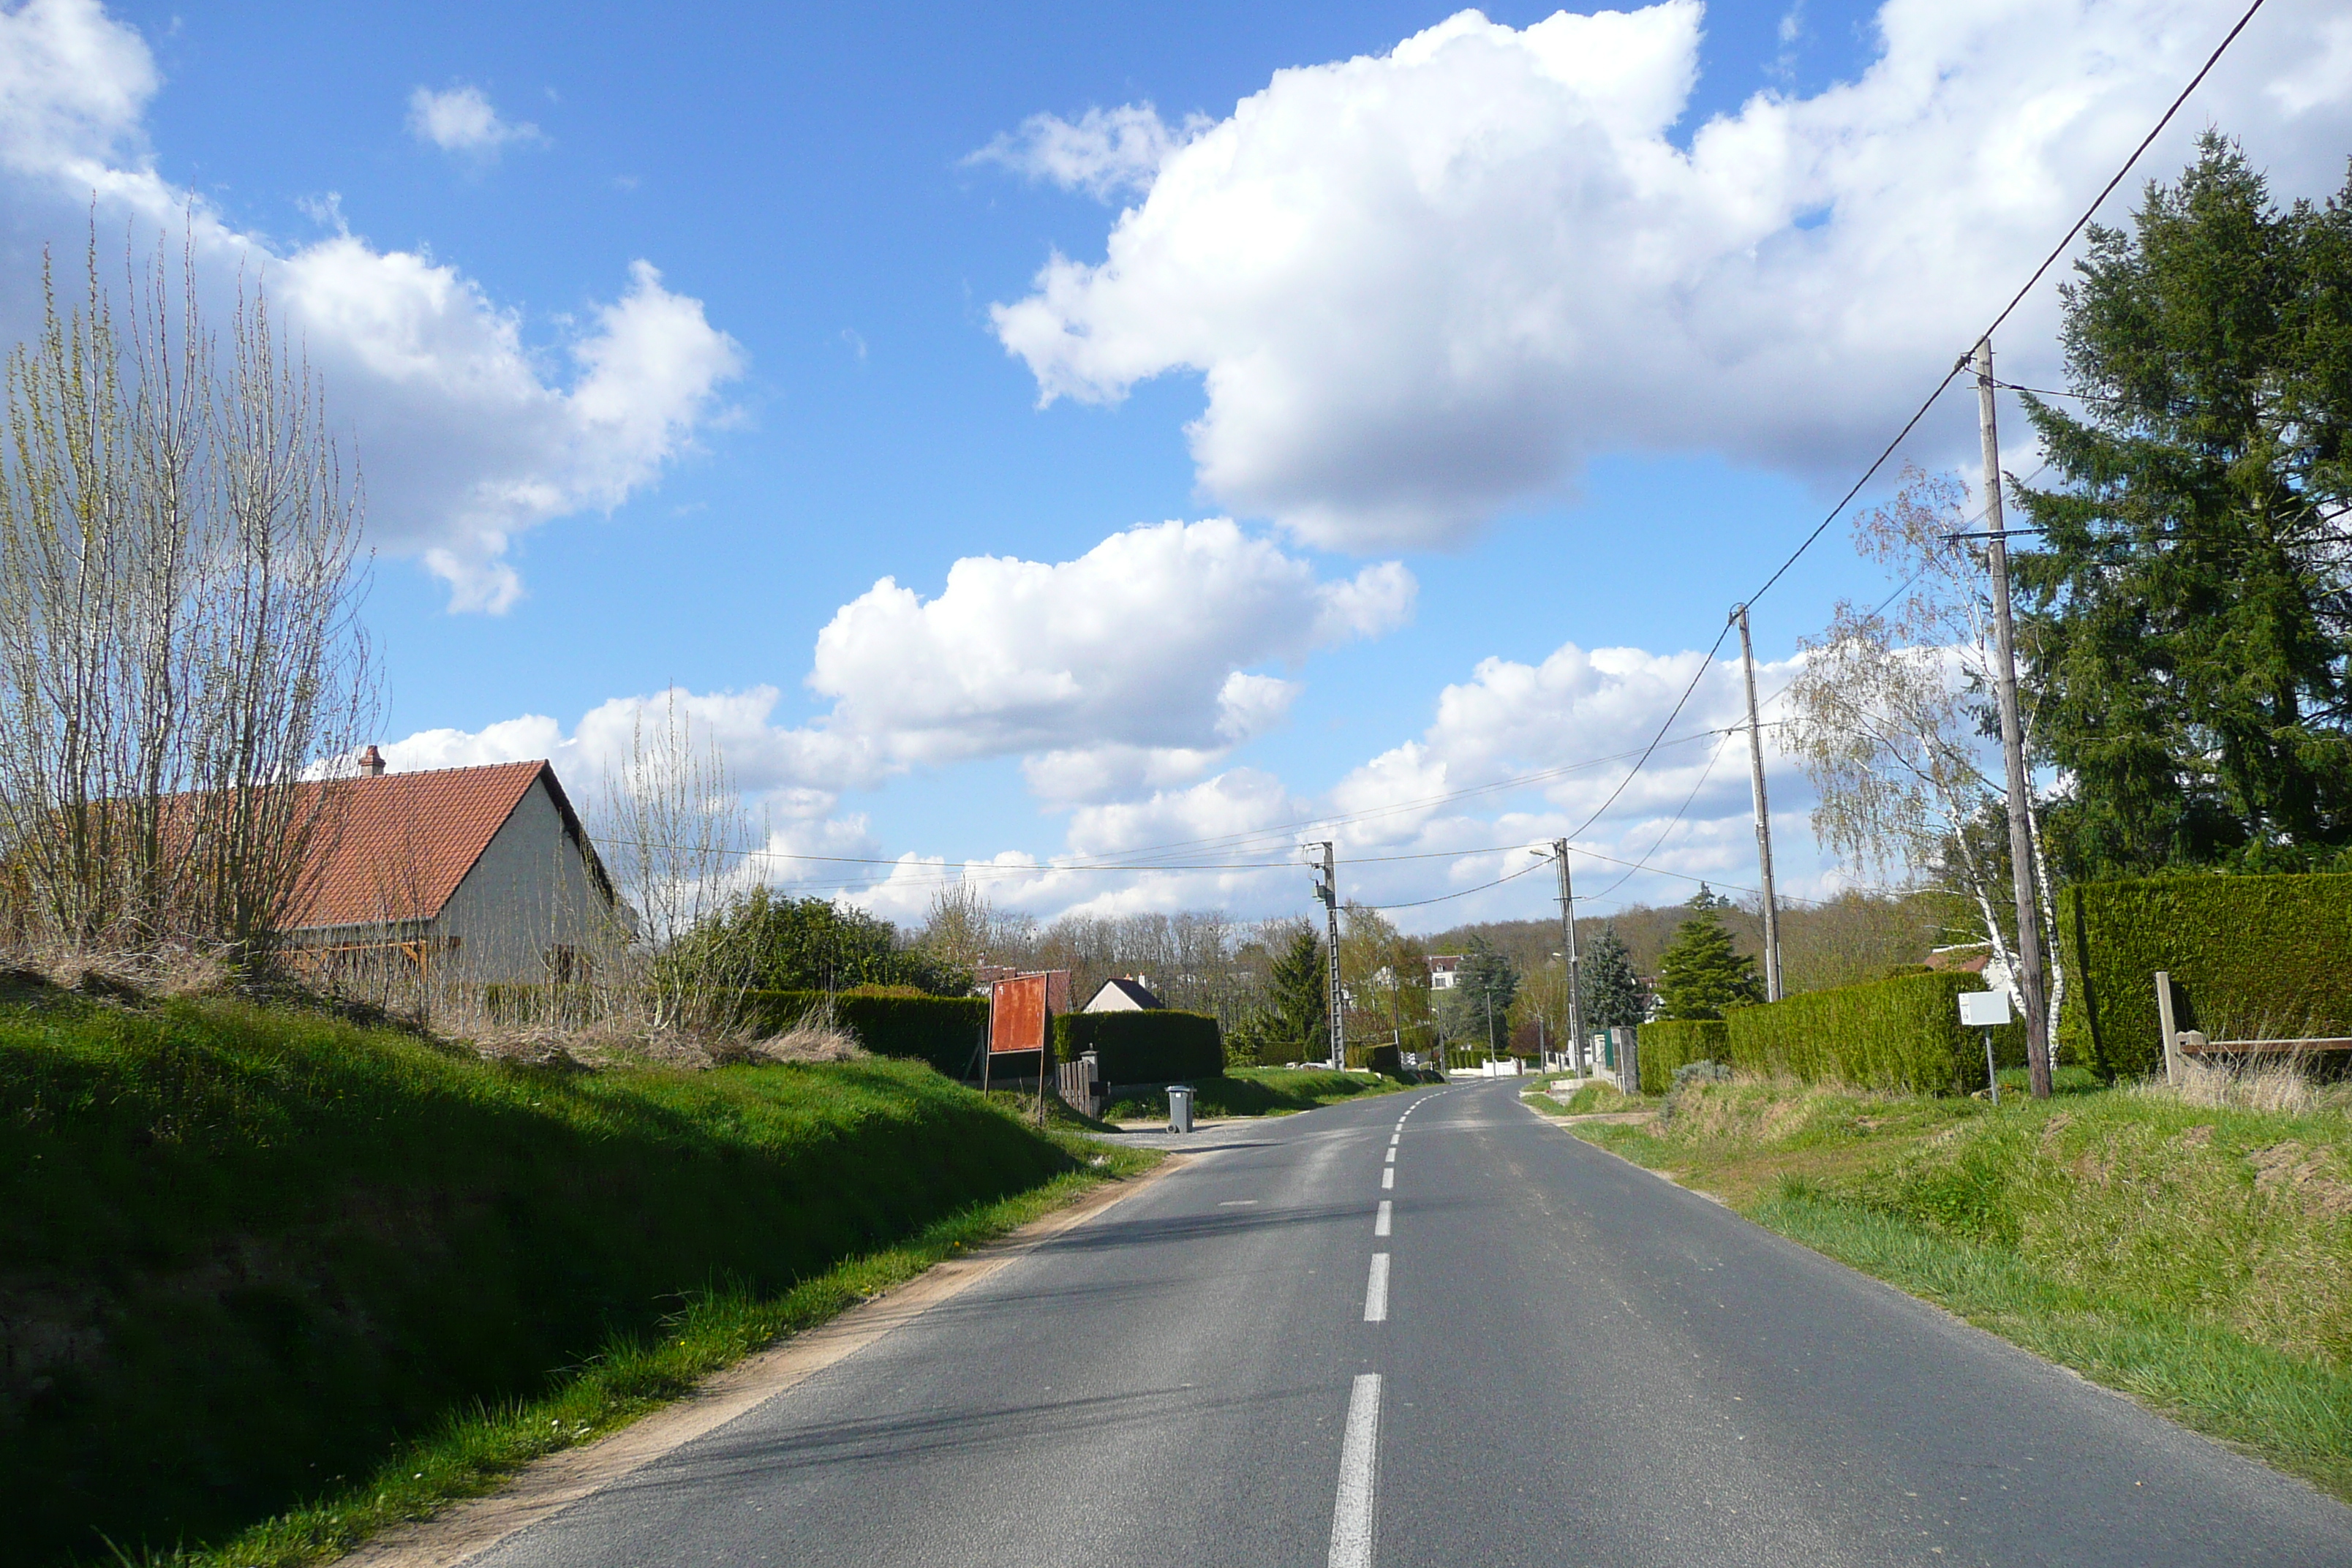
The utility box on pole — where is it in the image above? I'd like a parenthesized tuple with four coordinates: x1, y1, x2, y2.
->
(1734, 605, 1784, 1001)
(1974, 338, 2053, 1097)
(1553, 840, 1586, 1076)
(1313, 842, 1343, 1071)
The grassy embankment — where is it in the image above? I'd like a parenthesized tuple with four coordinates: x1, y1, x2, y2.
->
(1107, 1065, 1411, 1120)
(1564, 1074, 2352, 1501)
(0, 976, 1156, 1568)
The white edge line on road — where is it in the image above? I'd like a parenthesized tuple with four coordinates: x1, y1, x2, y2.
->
(1327, 1373, 1382, 1568)
(1363, 1254, 1390, 1322)
(1374, 1200, 1392, 1237)
(1381, 1166, 1394, 1190)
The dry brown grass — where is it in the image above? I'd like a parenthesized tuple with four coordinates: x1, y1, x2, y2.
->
(1, 942, 865, 1077)
(1, 941, 237, 1001)
(2141, 1058, 2352, 1117)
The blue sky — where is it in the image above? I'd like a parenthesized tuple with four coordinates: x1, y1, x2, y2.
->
(6, 0, 2350, 929)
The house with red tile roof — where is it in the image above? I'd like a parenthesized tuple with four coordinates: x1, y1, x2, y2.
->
(282, 749, 624, 986)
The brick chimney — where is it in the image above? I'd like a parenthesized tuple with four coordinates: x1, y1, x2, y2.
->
(358, 744, 385, 777)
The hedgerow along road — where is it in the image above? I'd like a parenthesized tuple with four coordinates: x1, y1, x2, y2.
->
(451, 1077, 2352, 1567)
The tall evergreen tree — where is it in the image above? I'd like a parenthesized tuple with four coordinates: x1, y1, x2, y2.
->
(1256, 930, 1330, 1059)
(2016, 135, 2352, 875)
(1578, 924, 1646, 1031)
(1654, 900, 1765, 1020)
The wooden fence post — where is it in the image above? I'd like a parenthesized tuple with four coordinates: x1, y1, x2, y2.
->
(2155, 970, 2181, 1087)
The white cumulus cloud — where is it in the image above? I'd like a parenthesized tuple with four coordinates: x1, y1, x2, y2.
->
(406, 84, 546, 159)
(380, 627, 1855, 925)
(968, 102, 1211, 200)
(0, 0, 739, 611)
(807, 518, 1413, 796)
(386, 519, 1414, 826)
(987, 1, 2352, 552)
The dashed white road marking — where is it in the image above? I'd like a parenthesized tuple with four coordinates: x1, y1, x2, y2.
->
(1381, 1167, 1394, 1190)
(1363, 1253, 1390, 1322)
(1327, 1374, 1382, 1568)
(1384, 1147, 1396, 1164)
(1374, 1200, 1392, 1237)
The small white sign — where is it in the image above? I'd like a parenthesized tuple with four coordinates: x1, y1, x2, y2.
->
(1959, 990, 2013, 1028)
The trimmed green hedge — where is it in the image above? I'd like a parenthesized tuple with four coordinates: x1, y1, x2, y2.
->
(1725, 970, 2024, 1094)
(2057, 872, 2352, 1079)
(1055, 1009, 1224, 1085)
(1635, 1020, 1729, 1095)
(743, 990, 988, 1078)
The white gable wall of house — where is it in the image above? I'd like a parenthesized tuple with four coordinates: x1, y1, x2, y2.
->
(434, 779, 620, 984)
(1084, 977, 1161, 1012)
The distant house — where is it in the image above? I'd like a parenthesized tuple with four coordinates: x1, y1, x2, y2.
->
(281, 751, 622, 987)
(1427, 954, 1465, 992)
(1084, 976, 1164, 1012)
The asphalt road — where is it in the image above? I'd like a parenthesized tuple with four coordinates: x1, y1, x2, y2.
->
(467, 1078, 2352, 1567)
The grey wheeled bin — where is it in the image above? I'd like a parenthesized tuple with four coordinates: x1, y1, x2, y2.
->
(1166, 1084, 1194, 1134)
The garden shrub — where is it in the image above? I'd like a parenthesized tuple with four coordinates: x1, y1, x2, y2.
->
(2057, 872, 2352, 1078)
(1725, 970, 2024, 1095)
(1637, 1019, 1728, 1094)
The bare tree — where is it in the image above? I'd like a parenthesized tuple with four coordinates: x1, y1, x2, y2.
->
(0, 233, 372, 963)
(916, 878, 1035, 977)
(594, 692, 758, 1031)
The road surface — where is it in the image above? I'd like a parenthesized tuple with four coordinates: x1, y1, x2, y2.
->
(465, 1078, 2352, 1567)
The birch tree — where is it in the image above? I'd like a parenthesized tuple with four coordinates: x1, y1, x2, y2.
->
(1785, 464, 2066, 1033)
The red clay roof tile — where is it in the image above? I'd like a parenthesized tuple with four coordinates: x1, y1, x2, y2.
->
(288, 761, 549, 930)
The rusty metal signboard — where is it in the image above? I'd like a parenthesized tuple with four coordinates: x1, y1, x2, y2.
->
(984, 970, 1068, 1118)
(989, 973, 1050, 1055)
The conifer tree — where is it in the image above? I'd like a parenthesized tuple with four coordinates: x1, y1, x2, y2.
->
(1578, 924, 1646, 1030)
(2016, 134, 2352, 875)
(1258, 930, 1330, 1058)
(1653, 901, 1765, 1020)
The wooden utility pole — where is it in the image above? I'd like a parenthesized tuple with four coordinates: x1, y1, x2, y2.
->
(1974, 337, 2053, 1098)
(1552, 839, 1586, 1074)
(1733, 606, 1784, 1001)
(1313, 842, 1344, 1070)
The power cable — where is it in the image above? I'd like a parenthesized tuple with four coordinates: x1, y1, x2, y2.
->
(716, 4, 2269, 913)
(1737, 0, 2265, 619)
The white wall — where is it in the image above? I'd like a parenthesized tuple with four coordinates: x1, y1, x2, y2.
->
(436, 779, 620, 984)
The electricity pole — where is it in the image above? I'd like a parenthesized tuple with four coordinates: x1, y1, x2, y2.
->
(1974, 337, 2053, 1098)
(1733, 605, 1784, 1000)
(1552, 839, 1586, 1076)
(1313, 842, 1344, 1071)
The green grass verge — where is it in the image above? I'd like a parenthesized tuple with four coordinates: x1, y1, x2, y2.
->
(1523, 1080, 1648, 1117)
(1569, 1078, 2352, 1501)
(121, 1156, 1156, 1568)
(1106, 1066, 1409, 1120)
(0, 979, 1154, 1567)
(1754, 1194, 2352, 1500)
